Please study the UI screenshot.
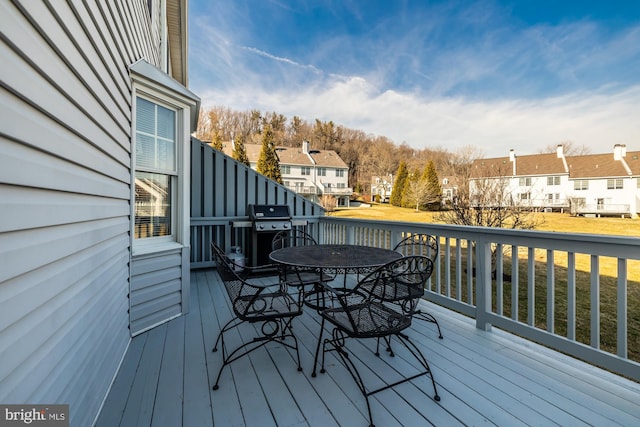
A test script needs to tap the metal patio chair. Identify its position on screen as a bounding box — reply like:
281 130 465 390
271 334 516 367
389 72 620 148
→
210 242 304 390
271 229 335 310
312 255 440 427
391 233 444 338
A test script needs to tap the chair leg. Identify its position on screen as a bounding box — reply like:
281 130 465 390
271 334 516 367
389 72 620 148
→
212 316 241 353
394 333 440 401
323 331 441 426
414 310 444 339
322 329 375 427
212 317 302 390
311 317 325 377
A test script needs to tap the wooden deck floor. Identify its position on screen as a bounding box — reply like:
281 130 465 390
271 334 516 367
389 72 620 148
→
97 268 640 427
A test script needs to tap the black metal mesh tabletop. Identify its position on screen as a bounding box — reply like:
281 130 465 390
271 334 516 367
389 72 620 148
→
270 244 402 274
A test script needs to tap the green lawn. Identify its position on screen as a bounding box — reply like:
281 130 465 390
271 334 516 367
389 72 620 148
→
333 203 640 237
331 203 640 363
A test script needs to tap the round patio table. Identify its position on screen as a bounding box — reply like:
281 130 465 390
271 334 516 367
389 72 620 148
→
269 244 403 275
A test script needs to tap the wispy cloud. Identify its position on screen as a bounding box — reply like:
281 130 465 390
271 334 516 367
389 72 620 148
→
189 1 640 156
240 46 321 73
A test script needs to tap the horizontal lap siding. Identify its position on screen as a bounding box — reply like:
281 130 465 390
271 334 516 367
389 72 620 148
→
130 249 186 334
0 1 161 426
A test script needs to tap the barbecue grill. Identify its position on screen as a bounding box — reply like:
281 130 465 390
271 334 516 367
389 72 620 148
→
247 204 292 267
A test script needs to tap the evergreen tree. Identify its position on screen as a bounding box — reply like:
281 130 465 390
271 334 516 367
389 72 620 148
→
256 124 282 183
422 160 442 210
211 130 223 150
390 161 408 207
232 134 250 166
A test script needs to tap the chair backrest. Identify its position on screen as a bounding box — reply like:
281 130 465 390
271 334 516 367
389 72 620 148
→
363 255 433 312
272 229 318 251
335 255 433 334
393 234 438 262
211 242 254 316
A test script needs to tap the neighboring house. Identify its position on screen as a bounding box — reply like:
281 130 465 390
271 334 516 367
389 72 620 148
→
470 145 639 217
371 175 394 202
1 1 199 426
440 176 459 205
565 145 640 217
224 140 353 206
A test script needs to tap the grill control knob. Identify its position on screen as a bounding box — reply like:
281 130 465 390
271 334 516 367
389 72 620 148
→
271 224 277 229
258 224 264 230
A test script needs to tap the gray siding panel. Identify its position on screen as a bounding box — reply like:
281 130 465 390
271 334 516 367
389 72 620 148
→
0 1 184 426
130 248 187 335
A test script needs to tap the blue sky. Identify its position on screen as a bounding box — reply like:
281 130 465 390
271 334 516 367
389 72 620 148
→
189 0 640 157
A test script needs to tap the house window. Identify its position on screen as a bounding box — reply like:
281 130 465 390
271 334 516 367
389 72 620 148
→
281 165 291 175
134 97 177 239
607 178 623 189
574 180 589 191
336 169 345 177
318 167 327 176
301 166 311 176
547 176 560 185
519 192 530 200
519 177 532 187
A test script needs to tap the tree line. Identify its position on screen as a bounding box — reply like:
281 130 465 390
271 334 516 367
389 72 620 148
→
195 105 478 198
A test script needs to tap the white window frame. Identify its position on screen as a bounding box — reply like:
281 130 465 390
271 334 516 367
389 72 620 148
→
336 169 345 177
547 176 560 186
131 83 193 255
301 166 311 176
134 96 177 242
607 178 623 189
574 180 589 191
519 177 532 187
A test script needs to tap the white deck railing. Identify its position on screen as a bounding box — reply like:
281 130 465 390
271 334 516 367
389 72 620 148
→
190 215 640 381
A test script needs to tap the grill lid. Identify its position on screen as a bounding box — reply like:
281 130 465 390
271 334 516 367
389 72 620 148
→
248 204 291 220
248 204 292 231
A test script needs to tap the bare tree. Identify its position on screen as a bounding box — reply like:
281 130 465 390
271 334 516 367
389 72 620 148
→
404 178 442 212
436 159 543 277
320 195 337 212
539 140 591 156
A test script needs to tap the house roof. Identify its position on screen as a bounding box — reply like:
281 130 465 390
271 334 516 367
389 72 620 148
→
471 152 568 178
167 0 187 86
224 143 348 168
471 149 640 179
568 151 640 178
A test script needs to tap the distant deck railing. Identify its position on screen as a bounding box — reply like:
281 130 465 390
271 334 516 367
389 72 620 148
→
575 203 631 217
190 213 640 381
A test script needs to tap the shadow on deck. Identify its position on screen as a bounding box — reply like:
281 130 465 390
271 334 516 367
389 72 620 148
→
97 268 640 426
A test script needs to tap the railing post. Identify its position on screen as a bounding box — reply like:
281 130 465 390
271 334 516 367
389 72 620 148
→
475 237 492 331
346 224 356 245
